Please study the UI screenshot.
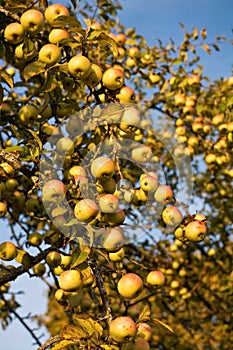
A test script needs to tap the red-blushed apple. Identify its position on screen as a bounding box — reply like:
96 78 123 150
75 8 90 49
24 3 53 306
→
128 46 139 57
102 67 124 90
38 44 61 66
4 22 24 44
146 270 165 286
116 86 135 103
42 179 66 203
125 337 150 350
0 242 17 261
20 9 44 34
74 198 99 222
136 322 152 341
154 185 174 205
91 156 115 179
109 316 137 343
68 55 92 78
184 220 207 242
162 205 183 226
187 74 201 85
117 273 143 299
58 269 83 292
69 165 87 178
103 227 124 252
44 3 70 26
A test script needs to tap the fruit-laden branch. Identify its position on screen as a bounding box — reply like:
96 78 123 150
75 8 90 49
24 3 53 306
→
0 247 53 287
0 6 20 21
0 148 32 178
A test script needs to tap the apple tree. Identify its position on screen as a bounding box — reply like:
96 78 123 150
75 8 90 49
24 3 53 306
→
0 0 232 349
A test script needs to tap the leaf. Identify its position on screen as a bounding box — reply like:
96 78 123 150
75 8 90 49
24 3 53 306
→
51 207 68 217
54 15 82 28
137 305 151 323
61 324 89 339
0 84 3 105
212 44 220 51
70 248 89 268
97 32 119 57
48 339 78 350
0 70 14 89
26 129 42 151
192 27 199 39
151 317 174 334
23 61 46 82
73 314 103 338
201 44 211 54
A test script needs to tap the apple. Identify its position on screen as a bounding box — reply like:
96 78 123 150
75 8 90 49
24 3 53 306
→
20 9 44 34
115 33 126 46
132 145 153 163
149 72 161 84
116 86 135 103
102 67 124 90
38 44 61 66
46 251 62 268
0 202 7 217
103 227 124 252
119 106 140 132
48 28 69 44
44 3 70 26
69 165 87 178
146 270 165 286
187 74 200 85
0 162 14 174
91 156 115 179
0 242 17 261
19 105 38 122
128 46 139 57
174 93 186 105
28 232 43 246
125 57 136 68
55 137 74 156
58 269 83 292
109 316 137 343
5 178 19 192
212 114 224 125
15 249 33 267
82 63 102 86
184 220 207 242
42 179 66 203
68 55 92 78
33 263 46 277
154 185 173 205
136 323 152 341
162 205 183 226
74 198 99 222
205 153 216 164
65 117 83 136
117 273 143 299
98 194 119 213
140 172 159 192
15 40 35 60
4 22 24 44
193 213 207 222
102 208 125 227
109 247 125 262
170 280 180 289
125 337 150 350
96 177 116 194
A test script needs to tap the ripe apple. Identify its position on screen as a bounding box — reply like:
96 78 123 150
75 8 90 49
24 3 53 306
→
119 106 140 132
55 137 74 156
44 3 70 26
174 93 186 105
136 323 152 341
48 28 69 44
19 105 38 122
98 194 119 213
109 247 125 262
46 251 62 268
162 205 183 226
109 316 137 343
116 86 135 103
146 270 165 286
68 55 92 78
91 156 115 179
20 9 44 34
149 72 161 84
132 145 153 163
0 202 7 217
102 67 124 90
96 177 116 194
82 63 102 86
170 280 180 289
154 185 173 204
74 198 99 222
42 179 66 203
69 165 87 178
125 57 136 68
4 22 24 44
38 44 61 66
184 220 207 242
103 227 124 252
58 269 83 292
125 337 150 350
128 46 139 57
117 273 143 299
140 172 159 192
102 208 125 227
0 242 17 261
28 232 43 246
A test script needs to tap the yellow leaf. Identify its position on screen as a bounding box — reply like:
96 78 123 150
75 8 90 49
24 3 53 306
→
137 305 151 323
48 339 78 350
151 317 174 334
61 324 89 339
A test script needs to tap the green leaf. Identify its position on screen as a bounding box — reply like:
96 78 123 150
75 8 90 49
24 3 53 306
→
51 207 68 217
73 314 103 338
26 129 42 152
97 32 119 57
23 61 46 82
54 15 82 28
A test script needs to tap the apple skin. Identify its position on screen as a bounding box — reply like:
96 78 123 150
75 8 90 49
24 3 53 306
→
125 337 150 350
117 273 143 299
136 322 152 341
132 145 153 163
162 206 183 226
109 247 125 262
184 220 207 242
154 185 174 205
55 137 74 156
82 63 102 86
74 198 99 222
58 269 83 292
42 179 66 203
109 316 137 343
48 28 69 44
102 67 124 90
4 22 24 44
96 177 116 194
91 156 115 179
116 86 135 103
140 173 159 192
0 202 7 217
68 55 92 78
0 242 17 261
46 251 62 268
19 105 38 122
103 227 124 252
98 194 119 213
38 44 61 66
146 270 165 286
69 165 87 178
28 232 43 246
20 9 44 34
44 3 70 26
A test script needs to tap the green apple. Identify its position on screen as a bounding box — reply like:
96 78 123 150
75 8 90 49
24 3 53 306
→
38 44 61 66
58 269 83 292
4 22 24 44
48 28 69 44
68 55 92 78
44 3 70 26
19 104 38 122
20 9 44 34
42 179 66 203
82 63 102 86
102 67 124 90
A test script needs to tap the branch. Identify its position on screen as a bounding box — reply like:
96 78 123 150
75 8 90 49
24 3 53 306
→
0 148 32 178
0 6 20 22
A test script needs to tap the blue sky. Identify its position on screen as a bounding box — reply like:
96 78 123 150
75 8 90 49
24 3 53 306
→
1 1 232 349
